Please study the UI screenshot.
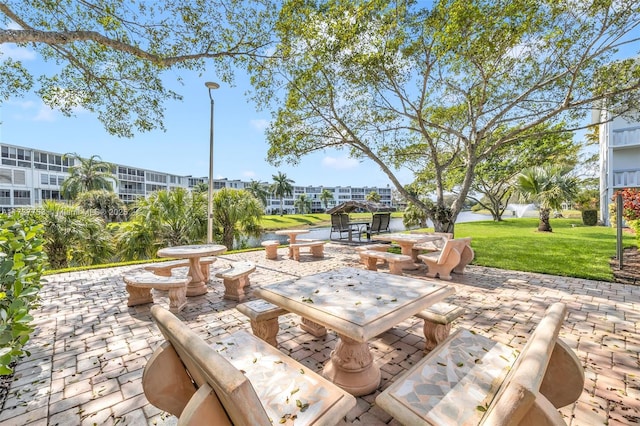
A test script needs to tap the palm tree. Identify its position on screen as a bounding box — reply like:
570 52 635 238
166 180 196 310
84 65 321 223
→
76 189 127 222
294 194 312 214
131 188 207 248
61 154 117 199
212 188 263 249
366 191 381 202
270 171 294 216
19 201 113 268
319 189 334 211
245 179 270 207
516 165 578 232
192 182 208 193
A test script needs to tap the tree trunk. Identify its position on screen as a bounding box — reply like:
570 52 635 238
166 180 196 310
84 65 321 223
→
432 217 455 234
538 208 552 232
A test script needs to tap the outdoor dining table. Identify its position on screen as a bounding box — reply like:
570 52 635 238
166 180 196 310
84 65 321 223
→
254 267 454 396
156 243 227 296
274 229 310 257
372 233 442 269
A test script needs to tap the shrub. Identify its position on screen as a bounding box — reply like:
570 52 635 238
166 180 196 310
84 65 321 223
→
0 213 47 375
581 210 598 226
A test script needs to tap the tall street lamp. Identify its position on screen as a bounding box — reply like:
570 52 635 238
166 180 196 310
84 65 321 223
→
205 81 219 244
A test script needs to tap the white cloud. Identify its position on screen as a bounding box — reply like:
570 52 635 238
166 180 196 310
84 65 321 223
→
0 45 36 61
322 155 359 170
250 119 269 131
33 105 56 122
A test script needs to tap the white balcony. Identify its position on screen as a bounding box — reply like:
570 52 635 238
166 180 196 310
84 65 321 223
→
613 169 640 188
612 127 640 149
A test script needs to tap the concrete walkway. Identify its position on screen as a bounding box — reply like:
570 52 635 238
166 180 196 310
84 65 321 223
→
1 243 639 425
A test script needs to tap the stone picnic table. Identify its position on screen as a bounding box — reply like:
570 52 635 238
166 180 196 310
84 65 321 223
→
156 243 227 296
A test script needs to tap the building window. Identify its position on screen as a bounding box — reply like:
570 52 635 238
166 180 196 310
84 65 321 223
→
13 190 30 205
0 169 11 184
41 174 49 185
13 170 26 185
0 189 10 205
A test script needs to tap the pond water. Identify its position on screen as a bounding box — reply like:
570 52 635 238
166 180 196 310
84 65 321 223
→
242 211 492 248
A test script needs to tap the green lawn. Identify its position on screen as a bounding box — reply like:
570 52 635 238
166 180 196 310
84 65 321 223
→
450 218 636 282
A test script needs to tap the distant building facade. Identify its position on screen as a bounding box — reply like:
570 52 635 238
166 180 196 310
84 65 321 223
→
0 142 394 213
595 111 640 225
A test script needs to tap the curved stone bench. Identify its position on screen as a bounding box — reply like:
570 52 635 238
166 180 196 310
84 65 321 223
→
360 250 412 275
289 240 325 261
123 273 191 312
215 261 256 301
144 256 217 281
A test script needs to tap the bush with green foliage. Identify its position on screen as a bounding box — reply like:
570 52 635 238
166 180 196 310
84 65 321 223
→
0 213 47 375
581 210 598 226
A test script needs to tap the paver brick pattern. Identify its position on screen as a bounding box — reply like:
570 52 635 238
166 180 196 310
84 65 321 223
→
1 243 639 425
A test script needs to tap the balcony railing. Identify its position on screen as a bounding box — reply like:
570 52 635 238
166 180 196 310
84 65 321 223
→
612 127 640 148
613 169 640 188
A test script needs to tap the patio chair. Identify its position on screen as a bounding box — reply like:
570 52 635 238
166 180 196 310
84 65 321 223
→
330 213 353 240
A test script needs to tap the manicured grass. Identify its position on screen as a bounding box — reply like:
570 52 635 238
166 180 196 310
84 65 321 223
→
450 218 636 282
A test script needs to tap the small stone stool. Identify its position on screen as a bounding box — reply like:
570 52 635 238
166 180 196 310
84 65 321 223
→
415 302 465 352
236 299 288 346
260 240 280 260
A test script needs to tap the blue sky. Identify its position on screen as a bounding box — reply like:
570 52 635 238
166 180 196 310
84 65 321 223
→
0 43 405 188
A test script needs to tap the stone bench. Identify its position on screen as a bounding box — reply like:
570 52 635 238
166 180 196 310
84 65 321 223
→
144 256 217 281
418 237 474 278
289 240 326 261
214 261 256 301
355 243 390 264
236 299 289 347
415 302 465 353
376 302 584 426
123 273 191 312
260 240 280 260
143 306 356 425
360 250 412 275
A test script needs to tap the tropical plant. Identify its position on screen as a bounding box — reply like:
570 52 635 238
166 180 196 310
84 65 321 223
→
113 221 157 261
0 2 276 137
192 182 209 193
18 201 113 269
365 191 381 203
319 189 334 211
245 180 270 207
516 166 578 232
0 212 47 375
211 188 263 249
403 202 428 228
130 188 207 248
270 172 294 216
294 194 312 214
76 189 127 222
60 154 116 200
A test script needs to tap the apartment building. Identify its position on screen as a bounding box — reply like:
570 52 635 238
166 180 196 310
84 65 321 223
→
0 143 394 213
596 112 640 225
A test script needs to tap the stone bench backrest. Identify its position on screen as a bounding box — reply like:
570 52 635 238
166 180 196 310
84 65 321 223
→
376 302 584 425
144 306 355 425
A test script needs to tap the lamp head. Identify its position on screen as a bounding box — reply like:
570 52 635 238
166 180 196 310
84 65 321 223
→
205 82 220 90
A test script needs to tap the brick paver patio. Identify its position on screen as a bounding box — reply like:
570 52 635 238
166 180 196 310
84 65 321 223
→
1 243 639 425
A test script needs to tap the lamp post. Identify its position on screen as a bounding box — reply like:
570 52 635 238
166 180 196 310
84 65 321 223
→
205 81 219 244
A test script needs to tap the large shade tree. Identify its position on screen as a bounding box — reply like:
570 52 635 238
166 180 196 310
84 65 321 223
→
0 1 276 136
249 0 640 233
